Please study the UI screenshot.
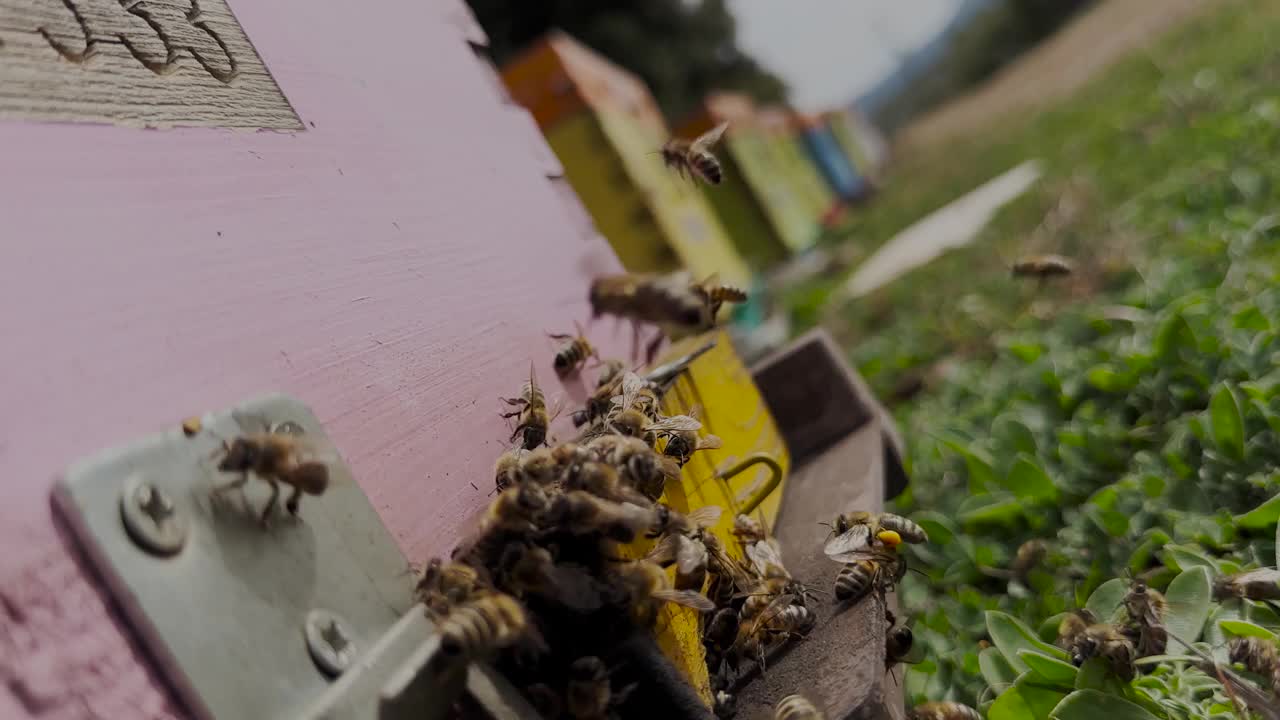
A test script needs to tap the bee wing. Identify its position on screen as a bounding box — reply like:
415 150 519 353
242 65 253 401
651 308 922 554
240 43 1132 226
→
823 525 872 561
646 534 680 566
652 589 714 612
744 592 796 636
687 505 723 529
690 122 729 153
647 415 702 433
696 434 724 451
613 372 646 410
675 536 707 575
745 539 784 576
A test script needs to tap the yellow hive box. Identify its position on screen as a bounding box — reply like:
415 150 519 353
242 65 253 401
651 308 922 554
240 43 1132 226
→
617 329 790 705
501 34 751 289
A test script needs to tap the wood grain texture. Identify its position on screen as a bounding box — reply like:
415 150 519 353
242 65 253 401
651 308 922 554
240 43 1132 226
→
0 0 628 717
0 0 300 128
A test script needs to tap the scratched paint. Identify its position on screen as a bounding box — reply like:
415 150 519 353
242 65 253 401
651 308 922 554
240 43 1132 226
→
0 1 632 717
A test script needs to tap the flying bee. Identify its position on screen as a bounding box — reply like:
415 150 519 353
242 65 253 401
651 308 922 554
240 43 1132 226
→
1122 580 1168 657
886 624 915 670
575 371 627 429
566 656 635 720
546 490 655 543
500 363 559 450
485 483 550 534
823 511 928 563
210 429 330 526
774 693 824 720
1011 254 1074 279
691 273 749 318
548 321 600 378
1058 611 1135 680
833 536 906 604
588 272 743 363
1228 636 1280 695
910 702 982 720
435 591 532 662
1214 567 1280 602
416 558 483 617
660 121 729 185
1010 538 1048 580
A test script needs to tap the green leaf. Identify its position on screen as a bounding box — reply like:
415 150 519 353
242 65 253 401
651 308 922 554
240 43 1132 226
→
961 495 1025 526
1163 544 1220 572
1086 365 1137 393
1005 455 1059 503
1085 578 1128 621
987 611 1071 673
1218 619 1277 640
1236 492 1280 530
1165 567 1212 643
998 417 1039 455
1018 650 1079 687
1209 384 1245 460
1050 690 1160 720
1154 313 1196 359
981 646 1020 691
988 686 1036 720
1074 657 1126 694
910 511 958 546
942 438 999 493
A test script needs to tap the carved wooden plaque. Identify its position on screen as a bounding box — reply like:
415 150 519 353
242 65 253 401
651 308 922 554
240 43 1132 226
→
0 0 301 128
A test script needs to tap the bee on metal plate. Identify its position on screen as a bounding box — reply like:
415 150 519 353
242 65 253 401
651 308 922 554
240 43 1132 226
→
660 121 729 185
210 428 330 526
415 558 483 618
435 591 532 662
823 511 928 562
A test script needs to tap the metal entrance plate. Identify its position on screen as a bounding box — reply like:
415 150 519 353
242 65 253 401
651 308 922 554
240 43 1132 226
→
54 393 417 720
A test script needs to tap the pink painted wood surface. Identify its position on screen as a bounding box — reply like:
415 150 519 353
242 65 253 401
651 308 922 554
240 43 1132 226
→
0 2 631 717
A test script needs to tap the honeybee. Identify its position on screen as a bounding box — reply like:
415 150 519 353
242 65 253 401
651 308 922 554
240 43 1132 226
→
660 121 729 185
1011 254 1074 279
436 591 531 662
1122 580 1168 657
485 483 550 534
566 656 635 720
501 363 558 450
731 592 812 670
910 702 982 720
691 273 749 319
497 543 603 612
647 532 709 591
823 512 928 563
705 532 756 606
211 432 330 525
588 272 745 362
1010 538 1048 580
660 406 723 465
567 460 653 507
1214 567 1280 601
1228 636 1280 695
1058 611 1135 680
649 504 722 539
546 490 655 543
596 359 627 388
615 558 714 627
884 611 921 671
713 690 737 720
588 434 680 501
704 607 741 660
834 553 904 604
493 448 528 493
416 558 483 617
549 321 600 378
732 514 767 549
774 693 824 720
517 447 562 486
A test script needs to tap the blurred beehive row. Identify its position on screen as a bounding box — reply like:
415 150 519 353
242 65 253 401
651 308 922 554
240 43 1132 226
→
501 32 888 338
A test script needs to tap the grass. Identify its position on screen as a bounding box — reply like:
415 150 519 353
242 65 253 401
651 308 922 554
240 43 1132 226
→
785 0 1280 717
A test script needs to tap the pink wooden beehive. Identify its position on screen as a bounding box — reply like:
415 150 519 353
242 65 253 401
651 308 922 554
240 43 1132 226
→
0 1 634 717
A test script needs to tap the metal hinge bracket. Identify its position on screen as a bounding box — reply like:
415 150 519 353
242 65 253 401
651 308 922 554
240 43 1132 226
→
53 393 536 720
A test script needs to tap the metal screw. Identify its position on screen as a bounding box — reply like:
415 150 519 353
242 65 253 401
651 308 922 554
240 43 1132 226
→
305 609 356 677
120 475 187 555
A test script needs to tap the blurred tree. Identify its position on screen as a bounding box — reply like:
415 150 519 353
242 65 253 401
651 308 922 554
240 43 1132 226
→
466 0 788 121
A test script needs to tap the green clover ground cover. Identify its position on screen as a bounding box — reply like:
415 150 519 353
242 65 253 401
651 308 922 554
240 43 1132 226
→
794 1 1280 717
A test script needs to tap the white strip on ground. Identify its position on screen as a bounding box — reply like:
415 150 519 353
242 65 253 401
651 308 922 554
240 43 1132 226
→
837 160 1043 300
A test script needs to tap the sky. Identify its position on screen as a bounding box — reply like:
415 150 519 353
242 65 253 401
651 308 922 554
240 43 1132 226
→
732 0 962 112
